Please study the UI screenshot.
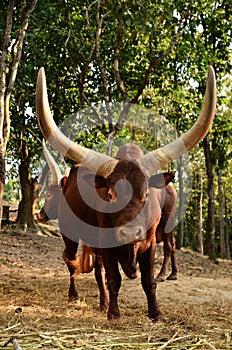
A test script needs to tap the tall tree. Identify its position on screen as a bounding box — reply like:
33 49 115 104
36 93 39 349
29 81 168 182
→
61 0 190 155
162 0 232 258
214 70 232 258
0 0 38 228
197 171 204 255
203 135 216 259
217 172 225 258
16 132 40 230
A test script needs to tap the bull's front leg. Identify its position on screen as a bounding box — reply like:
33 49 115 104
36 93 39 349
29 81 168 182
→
62 235 80 302
94 255 109 310
139 244 162 321
102 249 121 320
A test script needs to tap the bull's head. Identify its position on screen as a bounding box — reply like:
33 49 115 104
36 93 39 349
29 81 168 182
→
36 67 216 245
83 148 175 244
37 140 64 222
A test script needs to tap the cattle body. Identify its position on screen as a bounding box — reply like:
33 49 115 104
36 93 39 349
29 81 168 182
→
36 67 216 320
38 143 178 319
64 160 173 320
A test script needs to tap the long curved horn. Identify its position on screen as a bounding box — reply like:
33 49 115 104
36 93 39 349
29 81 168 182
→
137 66 216 176
42 139 62 185
36 68 118 178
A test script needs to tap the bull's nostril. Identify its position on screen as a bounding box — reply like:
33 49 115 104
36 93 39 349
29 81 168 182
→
135 227 143 239
121 230 127 240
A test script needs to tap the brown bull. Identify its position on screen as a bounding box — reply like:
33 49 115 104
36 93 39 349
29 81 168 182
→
36 67 216 320
38 142 178 303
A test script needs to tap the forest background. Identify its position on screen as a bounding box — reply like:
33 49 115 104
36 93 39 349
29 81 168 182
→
0 0 232 261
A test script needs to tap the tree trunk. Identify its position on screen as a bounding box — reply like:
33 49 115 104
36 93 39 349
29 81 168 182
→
16 140 39 231
203 136 216 260
218 172 225 258
197 171 204 255
0 154 5 230
224 195 231 260
0 184 3 230
0 0 38 228
176 155 184 249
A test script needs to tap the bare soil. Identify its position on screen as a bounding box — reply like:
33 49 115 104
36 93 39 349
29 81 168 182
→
0 225 231 349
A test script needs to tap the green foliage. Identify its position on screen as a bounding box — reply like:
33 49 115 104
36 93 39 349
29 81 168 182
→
1 0 232 256
3 180 19 203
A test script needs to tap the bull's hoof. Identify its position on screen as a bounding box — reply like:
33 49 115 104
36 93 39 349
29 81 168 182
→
151 315 166 323
100 306 107 312
68 293 78 303
100 303 109 311
100 295 109 311
149 312 165 322
167 274 177 281
107 310 120 321
155 275 165 282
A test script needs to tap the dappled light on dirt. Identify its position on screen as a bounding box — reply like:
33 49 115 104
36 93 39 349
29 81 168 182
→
0 227 231 349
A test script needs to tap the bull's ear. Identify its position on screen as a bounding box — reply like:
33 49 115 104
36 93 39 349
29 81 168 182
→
84 174 107 189
149 172 175 189
60 176 68 188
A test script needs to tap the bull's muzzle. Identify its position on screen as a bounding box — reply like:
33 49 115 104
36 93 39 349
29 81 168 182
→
116 226 146 244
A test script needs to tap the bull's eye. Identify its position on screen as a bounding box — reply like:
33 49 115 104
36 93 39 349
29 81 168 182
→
46 193 52 199
108 189 117 202
108 192 113 200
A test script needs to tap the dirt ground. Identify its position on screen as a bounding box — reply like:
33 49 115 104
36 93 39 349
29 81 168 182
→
0 225 231 350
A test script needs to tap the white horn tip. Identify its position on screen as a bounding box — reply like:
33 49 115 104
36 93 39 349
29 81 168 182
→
208 66 215 80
